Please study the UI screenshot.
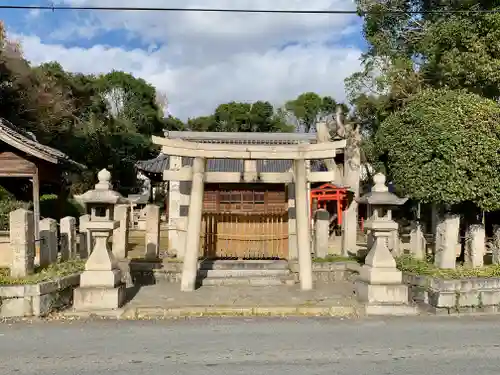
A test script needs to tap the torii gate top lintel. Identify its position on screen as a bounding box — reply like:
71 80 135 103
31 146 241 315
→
152 135 346 160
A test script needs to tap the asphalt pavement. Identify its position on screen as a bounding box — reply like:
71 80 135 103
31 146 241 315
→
1 316 500 375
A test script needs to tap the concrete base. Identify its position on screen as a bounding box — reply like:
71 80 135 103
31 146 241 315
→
73 284 126 310
355 280 409 305
358 265 402 284
80 269 121 288
364 303 419 316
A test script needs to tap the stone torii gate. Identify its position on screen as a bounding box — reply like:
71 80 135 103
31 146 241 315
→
152 136 346 292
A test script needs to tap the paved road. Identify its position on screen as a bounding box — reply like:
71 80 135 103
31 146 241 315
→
1 317 500 375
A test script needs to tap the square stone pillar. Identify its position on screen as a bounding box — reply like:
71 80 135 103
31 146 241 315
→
79 214 92 259
168 156 190 259
112 204 130 260
9 209 35 278
314 209 330 258
181 157 205 292
287 183 298 260
294 159 313 291
39 218 58 267
465 224 485 268
144 204 160 260
60 216 77 261
434 214 460 269
409 222 425 260
492 225 500 265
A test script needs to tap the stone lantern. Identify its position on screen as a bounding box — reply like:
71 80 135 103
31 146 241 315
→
73 169 128 310
355 173 416 315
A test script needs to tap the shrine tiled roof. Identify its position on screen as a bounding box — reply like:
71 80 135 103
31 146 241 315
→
136 131 329 175
0 118 86 169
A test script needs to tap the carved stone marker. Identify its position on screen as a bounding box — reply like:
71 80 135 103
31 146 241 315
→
39 218 58 267
9 209 35 278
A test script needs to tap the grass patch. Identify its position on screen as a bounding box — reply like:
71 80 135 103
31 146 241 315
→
0 259 85 285
396 255 500 279
313 255 362 263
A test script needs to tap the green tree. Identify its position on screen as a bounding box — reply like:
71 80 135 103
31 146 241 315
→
0 26 162 196
163 116 185 131
347 1 500 130
285 92 340 132
97 71 165 136
186 101 293 133
186 115 216 131
376 88 500 211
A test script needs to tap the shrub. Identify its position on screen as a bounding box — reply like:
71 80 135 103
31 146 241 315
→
0 199 31 230
40 194 85 221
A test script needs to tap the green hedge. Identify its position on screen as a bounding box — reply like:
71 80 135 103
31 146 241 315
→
0 200 31 230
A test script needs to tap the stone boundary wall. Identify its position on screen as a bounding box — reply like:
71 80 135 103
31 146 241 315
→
404 273 500 314
122 260 361 285
291 261 361 283
0 274 80 318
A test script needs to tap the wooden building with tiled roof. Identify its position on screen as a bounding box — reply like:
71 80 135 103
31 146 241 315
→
0 118 85 237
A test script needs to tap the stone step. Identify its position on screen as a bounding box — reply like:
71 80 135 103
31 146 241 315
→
199 276 296 286
199 260 289 270
198 269 290 278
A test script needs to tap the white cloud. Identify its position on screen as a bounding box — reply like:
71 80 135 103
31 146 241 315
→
13 0 363 120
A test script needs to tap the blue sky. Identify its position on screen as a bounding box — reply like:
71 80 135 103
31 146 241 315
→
2 0 366 120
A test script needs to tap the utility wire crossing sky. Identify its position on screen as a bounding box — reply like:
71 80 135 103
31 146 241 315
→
0 4 499 15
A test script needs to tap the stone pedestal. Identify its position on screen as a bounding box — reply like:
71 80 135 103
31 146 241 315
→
355 173 415 315
356 221 415 315
74 221 125 310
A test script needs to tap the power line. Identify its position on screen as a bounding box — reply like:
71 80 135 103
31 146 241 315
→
0 4 500 15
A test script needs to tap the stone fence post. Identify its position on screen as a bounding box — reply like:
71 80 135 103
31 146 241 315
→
314 209 329 259
113 204 130 260
9 209 35 277
145 204 160 259
492 225 500 265
79 214 91 259
39 218 58 267
60 216 76 261
465 224 485 268
410 222 426 260
434 214 460 269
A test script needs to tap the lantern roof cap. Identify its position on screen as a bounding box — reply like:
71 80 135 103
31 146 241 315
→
357 173 408 206
76 169 128 206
